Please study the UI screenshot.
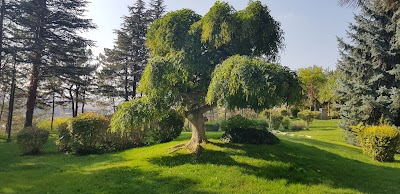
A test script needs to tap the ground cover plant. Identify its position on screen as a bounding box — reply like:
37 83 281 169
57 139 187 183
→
1 119 399 194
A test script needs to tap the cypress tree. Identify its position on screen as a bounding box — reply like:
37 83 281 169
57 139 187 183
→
337 3 400 144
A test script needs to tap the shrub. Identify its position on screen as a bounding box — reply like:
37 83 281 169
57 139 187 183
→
252 119 268 130
69 112 110 155
297 110 318 127
290 108 301 118
330 111 339 119
281 117 291 130
144 110 184 145
221 115 254 130
36 117 70 131
289 121 307 131
279 109 290 117
102 131 139 151
204 121 220 131
16 127 50 155
357 125 399 162
270 112 283 130
221 128 280 145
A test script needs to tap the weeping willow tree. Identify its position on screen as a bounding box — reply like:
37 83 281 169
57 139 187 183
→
137 1 302 151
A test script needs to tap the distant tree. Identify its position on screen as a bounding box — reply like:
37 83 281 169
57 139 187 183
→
147 0 166 22
9 0 95 127
138 1 301 151
337 3 400 144
297 66 327 111
99 0 149 101
318 69 341 114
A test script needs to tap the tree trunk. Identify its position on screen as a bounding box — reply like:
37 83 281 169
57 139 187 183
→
50 91 55 131
124 65 129 101
0 0 5 68
81 88 85 113
69 85 75 117
74 86 79 116
0 91 6 124
186 110 209 148
25 61 40 127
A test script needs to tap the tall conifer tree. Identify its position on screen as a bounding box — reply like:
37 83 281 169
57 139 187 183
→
337 3 400 144
10 0 95 127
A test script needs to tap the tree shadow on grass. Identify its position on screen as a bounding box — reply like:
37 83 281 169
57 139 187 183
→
149 139 400 194
1 166 215 194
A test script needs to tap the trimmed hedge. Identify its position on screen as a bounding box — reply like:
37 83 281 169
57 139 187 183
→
221 128 280 145
16 127 50 155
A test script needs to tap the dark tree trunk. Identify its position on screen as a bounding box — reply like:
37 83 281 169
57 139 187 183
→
50 91 55 131
81 88 85 113
132 68 137 99
69 85 75 117
0 0 5 67
6 62 15 141
74 86 79 117
124 65 129 101
25 60 40 127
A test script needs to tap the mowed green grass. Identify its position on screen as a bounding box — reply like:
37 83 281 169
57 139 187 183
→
0 120 399 194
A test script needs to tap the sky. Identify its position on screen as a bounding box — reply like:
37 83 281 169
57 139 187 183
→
82 0 359 70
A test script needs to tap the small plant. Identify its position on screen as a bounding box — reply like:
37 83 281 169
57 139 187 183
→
356 124 399 162
297 110 318 128
289 121 307 131
270 112 283 130
281 117 291 130
69 112 110 155
221 128 280 145
16 127 50 155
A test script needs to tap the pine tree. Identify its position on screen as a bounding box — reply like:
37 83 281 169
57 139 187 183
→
9 0 95 127
147 0 166 22
99 0 149 101
337 3 400 144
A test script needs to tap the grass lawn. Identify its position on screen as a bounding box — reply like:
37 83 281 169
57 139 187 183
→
0 119 399 194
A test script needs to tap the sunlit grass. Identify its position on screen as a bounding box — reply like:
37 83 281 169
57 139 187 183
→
0 120 399 194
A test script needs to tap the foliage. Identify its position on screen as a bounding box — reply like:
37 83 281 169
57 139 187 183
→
140 1 288 144
207 55 303 111
356 124 400 162
298 110 319 127
16 127 50 155
221 115 255 131
289 121 308 131
36 117 70 131
337 3 400 144
144 110 184 145
297 66 327 110
270 112 283 130
204 122 220 131
102 131 140 151
330 111 340 119
281 117 291 130
69 112 110 154
290 107 301 118
57 122 71 152
221 128 280 145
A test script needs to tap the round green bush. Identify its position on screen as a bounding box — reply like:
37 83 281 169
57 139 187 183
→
16 127 50 155
69 112 110 155
270 112 283 130
221 128 280 145
297 110 319 127
358 125 399 162
57 122 71 152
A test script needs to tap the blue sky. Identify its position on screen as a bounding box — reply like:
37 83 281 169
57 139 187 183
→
82 0 359 70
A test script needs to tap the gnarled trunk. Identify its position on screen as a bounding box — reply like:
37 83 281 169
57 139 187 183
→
186 110 208 146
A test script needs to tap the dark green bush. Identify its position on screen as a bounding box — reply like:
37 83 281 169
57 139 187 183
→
289 121 307 131
270 112 283 130
290 108 301 118
16 127 50 155
204 121 221 131
144 110 184 145
281 117 291 130
219 115 267 131
102 131 139 151
280 109 290 117
357 125 399 162
69 112 110 155
221 128 280 145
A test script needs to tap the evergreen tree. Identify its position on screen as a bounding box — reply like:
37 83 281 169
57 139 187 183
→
9 0 95 127
147 0 166 22
337 3 400 144
98 0 149 101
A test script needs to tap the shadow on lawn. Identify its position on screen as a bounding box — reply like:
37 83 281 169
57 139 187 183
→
149 138 400 194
